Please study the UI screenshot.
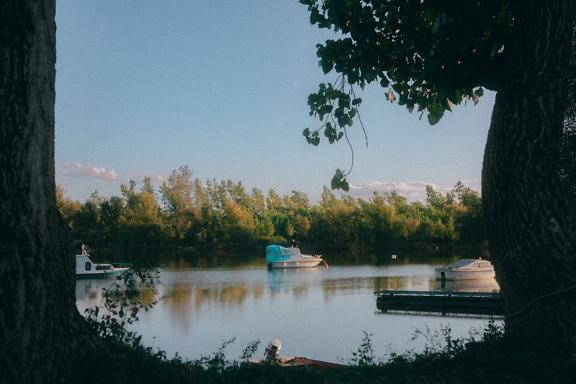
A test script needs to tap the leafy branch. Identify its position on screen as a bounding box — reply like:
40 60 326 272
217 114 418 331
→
300 0 500 190
84 268 160 347
303 75 367 191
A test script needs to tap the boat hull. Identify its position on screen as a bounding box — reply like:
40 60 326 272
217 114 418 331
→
434 268 495 281
268 258 323 269
76 268 129 278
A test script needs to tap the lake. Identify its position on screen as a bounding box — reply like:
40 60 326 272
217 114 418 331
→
75 252 501 364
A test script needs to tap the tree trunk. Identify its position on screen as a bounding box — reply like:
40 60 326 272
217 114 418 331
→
483 0 576 361
0 1 100 382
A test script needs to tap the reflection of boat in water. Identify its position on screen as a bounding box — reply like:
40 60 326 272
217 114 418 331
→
434 258 495 281
75 277 117 311
76 253 130 278
75 278 114 299
435 278 500 292
266 267 321 293
266 245 326 269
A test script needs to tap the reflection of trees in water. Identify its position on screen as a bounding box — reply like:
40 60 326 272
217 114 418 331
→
75 278 158 317
163 282 254 313
321 275 433 301
162 282 194 331
291 284 311 299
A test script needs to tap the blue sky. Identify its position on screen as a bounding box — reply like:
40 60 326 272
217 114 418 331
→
55 0 495 204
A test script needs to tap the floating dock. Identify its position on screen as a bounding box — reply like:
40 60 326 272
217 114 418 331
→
374 290 503 317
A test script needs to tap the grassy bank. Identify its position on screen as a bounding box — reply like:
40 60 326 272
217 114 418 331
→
69 324 574 384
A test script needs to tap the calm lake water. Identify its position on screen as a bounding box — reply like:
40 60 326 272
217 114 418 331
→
75 252 501 364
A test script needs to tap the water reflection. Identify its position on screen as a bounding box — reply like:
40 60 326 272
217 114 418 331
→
434 278 500 292
76 261 500 363
75 278 119 312
266 268 321 294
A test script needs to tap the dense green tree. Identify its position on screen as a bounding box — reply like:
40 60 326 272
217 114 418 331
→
221 198 256 244
311 196 359 247
385 191 408 216
357 193 395 246
120 180 163 246
425 185 447 211
142 175 155 195
301 0 576 360
56 184 82 228
319 185 338 208
99 195 126 244
450 182 486 243
159 166 195 241
188 178 212 244
246 188 274 241
73 193 105 247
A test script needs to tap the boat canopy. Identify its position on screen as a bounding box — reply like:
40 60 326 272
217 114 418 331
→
266 245 301 263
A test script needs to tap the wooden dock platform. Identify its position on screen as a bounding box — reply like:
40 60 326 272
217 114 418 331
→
374 290 503 317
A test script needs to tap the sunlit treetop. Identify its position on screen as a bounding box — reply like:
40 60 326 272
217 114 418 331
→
300 0 514 189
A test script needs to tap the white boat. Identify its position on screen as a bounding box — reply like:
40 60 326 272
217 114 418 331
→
76 253 130 278
434 258 495 281
266 245 326 269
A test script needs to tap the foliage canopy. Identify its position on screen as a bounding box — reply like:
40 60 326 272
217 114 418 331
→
300 0 513 188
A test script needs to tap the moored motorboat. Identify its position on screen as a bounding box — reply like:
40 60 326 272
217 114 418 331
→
434 258 495 281
266 245 326 269
76 252 130 278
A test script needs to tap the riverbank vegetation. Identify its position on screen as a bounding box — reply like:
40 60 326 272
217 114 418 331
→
57 166 486 253
70 333 574 383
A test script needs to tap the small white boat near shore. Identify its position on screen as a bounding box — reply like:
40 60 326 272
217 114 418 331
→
76 253 130 278
434 258 495 281
266 245 326 269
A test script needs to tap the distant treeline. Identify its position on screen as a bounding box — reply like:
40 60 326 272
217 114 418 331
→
57 165 486 252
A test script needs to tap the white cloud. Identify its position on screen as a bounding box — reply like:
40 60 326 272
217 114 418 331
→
348 181 449 202
60 162 119 180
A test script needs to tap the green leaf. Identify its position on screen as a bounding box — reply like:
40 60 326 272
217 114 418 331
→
427 112 440 125
303 128 320 146
427 103 445 125
341 179 350 192
321 59 333 74
330 169 349 191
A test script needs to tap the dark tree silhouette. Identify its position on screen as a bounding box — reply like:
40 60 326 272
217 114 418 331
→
1 1 100 382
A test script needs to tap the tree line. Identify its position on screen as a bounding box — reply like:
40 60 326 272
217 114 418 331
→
57 165 486 251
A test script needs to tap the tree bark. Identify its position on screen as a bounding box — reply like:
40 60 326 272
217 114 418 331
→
0 1 100 382
483 0 576 361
